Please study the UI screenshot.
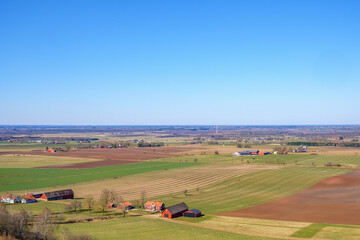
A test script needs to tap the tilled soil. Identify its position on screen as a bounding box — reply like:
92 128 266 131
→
219 169 360 225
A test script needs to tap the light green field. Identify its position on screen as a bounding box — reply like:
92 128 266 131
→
157 167 349 214
0 154 100 168
57 216 280 240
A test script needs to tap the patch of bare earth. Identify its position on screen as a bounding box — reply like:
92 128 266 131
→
4 146 197 169
220 169 360 225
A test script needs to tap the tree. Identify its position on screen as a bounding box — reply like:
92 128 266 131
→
183 190 188 196
140 190 146 209
85 195 96 211
34 207 56 240
69 200 82 212
98 189 111 215
214 151 219 155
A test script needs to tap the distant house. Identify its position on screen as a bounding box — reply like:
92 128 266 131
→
233 152 241 156
107 203 115 208
184 209 201 218
1 195 20 204
162 202 188 219
21 195 36 204
118 202 133 210
41 189 74 201
145 201 165 211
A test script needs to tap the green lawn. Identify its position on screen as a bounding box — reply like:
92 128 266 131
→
57 216 281 240
0 161 200 192
156 167 349 214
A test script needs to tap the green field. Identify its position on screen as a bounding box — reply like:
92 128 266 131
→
158 153 360 167
157 167 349 214
0 161 200 192
57 216 280 240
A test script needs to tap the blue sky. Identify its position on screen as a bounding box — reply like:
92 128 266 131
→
1 0 359 125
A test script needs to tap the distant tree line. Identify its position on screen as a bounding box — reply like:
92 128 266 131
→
287 142 360 148
137 141 164 147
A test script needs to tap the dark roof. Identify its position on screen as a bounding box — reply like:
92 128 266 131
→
166 202 188 214
43 189 74 199
188 209 201 214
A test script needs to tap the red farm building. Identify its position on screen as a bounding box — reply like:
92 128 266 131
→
162 202 188 219
184 209 202 218
118 202 133 210
41 189 74 201
28 192 43 199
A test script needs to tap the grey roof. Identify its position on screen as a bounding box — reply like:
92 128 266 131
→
166 202 188 215
43 189 74 199
188 209 201 214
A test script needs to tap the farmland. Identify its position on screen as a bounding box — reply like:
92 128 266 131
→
2 126 360 240
0 154 100 168
0 161 200 192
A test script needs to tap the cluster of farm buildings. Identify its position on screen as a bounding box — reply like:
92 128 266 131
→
1 189 201 219
233 146 307 156
1 189 74 204
108 200 201 218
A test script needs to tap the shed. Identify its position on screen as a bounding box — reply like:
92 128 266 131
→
184 209 201 218
41 189 74 201
29 192 44 199
162 202 188 219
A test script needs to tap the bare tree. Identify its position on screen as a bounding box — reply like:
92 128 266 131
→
98 189 111 215
69 200 82 212
140 190 146 208
85 195 96 211
34 207 56 240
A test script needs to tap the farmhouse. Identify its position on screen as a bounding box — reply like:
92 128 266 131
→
145 201 165 211
118 202 133 210
1 195 20 204
162 202 188 219
41 189 74 201
184 209 202 218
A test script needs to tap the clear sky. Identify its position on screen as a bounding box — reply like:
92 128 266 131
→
1 0 359 125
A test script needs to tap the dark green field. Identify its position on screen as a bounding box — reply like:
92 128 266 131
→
0 161 200 192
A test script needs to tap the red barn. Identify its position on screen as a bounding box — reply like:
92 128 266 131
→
41 189 74 201
162 202 188 219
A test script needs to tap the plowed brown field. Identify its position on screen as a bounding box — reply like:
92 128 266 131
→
220 169 360 225
2 147 195 169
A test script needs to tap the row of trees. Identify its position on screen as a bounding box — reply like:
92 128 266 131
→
0 205 94 240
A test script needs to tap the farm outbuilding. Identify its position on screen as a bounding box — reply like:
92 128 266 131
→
29 192 43 199
239 150 259 155
41 189 74 201
184 209 201 218
162 202 188 219
21 196 36 204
